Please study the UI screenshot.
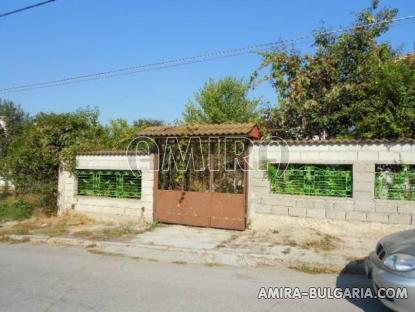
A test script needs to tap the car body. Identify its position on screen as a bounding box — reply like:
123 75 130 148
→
366 229 415 312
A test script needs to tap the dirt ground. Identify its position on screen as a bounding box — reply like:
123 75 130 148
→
221 214 413 263
0 213 148 241
1 212 413 271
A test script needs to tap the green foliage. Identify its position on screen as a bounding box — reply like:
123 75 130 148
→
2 108 103 212
100 119 139 150
183 77 261 124
254 1 415 139
0 99 30 158
267 164 352 197
0 199 33 222
100 118 164 150
0 102 164 213
133 118 164 129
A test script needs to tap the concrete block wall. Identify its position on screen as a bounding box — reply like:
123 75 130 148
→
58 154 154 223
248 143 415 225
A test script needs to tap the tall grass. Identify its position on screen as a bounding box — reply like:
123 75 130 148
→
0 198 34 222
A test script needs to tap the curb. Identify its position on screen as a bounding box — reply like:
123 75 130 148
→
4 234 356 272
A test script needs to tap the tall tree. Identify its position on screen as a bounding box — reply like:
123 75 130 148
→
133 118 164 129
100 118 164 150
2 108 103 212
0 99 30 158
183 77 261 124
254 0 415 139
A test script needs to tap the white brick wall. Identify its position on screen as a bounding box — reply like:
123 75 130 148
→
58 155 154 223
248 143 415 225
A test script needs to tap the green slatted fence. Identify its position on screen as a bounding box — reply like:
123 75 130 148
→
77 170 142 199
267 164 352 198
375 165 415 201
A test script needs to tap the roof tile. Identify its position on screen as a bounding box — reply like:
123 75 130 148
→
138 122 259 137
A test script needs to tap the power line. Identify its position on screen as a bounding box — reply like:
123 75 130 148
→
1 14 415 93
0 0 57 18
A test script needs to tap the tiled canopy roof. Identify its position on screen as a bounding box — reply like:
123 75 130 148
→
138 123 261 138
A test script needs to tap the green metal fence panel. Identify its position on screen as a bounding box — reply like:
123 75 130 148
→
375 165 415 201
77 170 142 199
267 164 352 198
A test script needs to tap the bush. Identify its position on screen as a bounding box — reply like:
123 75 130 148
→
2 109 104 213
0 199 33 222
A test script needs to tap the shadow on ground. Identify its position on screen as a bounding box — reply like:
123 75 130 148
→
335 259 390 311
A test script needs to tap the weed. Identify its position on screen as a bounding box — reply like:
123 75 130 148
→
301 234 339 251
290 264 338 274
0 234 11 242
282 247 291 255
148 222 160 231
204 262 223 267
345 256 363 262
73 230 95 239
0 199 33 222
88 249 124 257
0 213 96 237
286 239 298 247
73 226 139 241
216 233 239 248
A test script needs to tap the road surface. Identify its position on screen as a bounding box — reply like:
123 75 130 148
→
0 243 387 311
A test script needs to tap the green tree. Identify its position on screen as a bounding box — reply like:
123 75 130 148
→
100 118 164 150
133 118 164 129
100 119 138 150
0 99 30 158
183 77 261 124
254 0 415 139
2 108 103 212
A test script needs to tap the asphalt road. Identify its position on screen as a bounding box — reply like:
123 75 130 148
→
0 243 388 312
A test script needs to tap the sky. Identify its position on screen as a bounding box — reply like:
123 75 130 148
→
1 0 415 124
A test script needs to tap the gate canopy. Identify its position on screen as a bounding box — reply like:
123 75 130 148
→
139 123 261 231
138 122 261 139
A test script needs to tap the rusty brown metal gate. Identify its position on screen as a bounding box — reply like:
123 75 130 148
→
153 155 247 231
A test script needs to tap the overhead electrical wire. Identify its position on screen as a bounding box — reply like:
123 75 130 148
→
0 0 57 18
1 14 415 94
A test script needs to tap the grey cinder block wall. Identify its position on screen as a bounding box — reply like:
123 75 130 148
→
247 142 415 225
58 154 154 222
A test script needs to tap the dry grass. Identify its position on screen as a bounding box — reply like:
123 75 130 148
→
72 226 142 241
221 227 340 253
278 232 340 252
300 234 340 251
286 239 298 247
204 262 223 267
0 234 11 242
0 213 96 237
217 233 239 248
88 249 124 257
290 264 338 275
